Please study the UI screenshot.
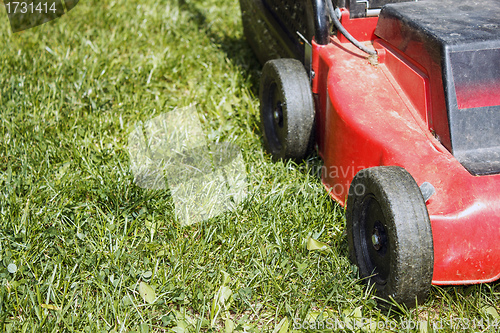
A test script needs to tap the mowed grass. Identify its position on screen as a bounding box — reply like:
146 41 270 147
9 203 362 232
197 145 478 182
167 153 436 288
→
0 0 499 332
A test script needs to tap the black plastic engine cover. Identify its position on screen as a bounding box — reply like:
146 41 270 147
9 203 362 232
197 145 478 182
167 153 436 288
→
375 0 500 175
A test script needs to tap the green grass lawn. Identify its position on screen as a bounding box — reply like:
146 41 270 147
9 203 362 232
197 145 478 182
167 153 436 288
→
0 0 499 332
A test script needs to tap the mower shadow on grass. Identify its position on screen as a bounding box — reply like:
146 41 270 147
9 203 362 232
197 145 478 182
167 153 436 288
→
177 0 262 96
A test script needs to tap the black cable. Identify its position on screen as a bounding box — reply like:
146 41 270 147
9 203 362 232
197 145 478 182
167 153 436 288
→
325 0 377 55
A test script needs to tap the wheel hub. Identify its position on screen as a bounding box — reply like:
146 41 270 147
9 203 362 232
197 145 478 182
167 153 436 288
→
372 231 381 250
273 102 284 128
371 223 386 251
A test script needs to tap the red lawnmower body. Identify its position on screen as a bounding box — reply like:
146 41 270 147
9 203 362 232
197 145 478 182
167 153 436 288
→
312 8 500 285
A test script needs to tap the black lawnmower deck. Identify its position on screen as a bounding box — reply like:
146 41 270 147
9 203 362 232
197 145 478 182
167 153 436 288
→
239 0 329 64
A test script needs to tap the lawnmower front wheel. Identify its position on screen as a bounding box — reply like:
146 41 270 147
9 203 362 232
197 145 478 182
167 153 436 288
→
346 166 434 308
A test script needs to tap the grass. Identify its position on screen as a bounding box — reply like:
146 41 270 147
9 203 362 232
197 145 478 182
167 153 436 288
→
0 0 499 332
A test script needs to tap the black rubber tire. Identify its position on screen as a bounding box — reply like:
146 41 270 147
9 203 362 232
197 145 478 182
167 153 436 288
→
259 59 315 160
346 166 434 308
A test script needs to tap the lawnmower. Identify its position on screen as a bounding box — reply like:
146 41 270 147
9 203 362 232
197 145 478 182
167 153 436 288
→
240 0 500 307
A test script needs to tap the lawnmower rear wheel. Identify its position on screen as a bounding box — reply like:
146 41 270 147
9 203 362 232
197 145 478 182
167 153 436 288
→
346 166 434 308
259 58 315 160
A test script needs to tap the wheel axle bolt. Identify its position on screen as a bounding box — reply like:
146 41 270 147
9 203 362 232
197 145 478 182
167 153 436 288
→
273 110 280 121
372 231 382 251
